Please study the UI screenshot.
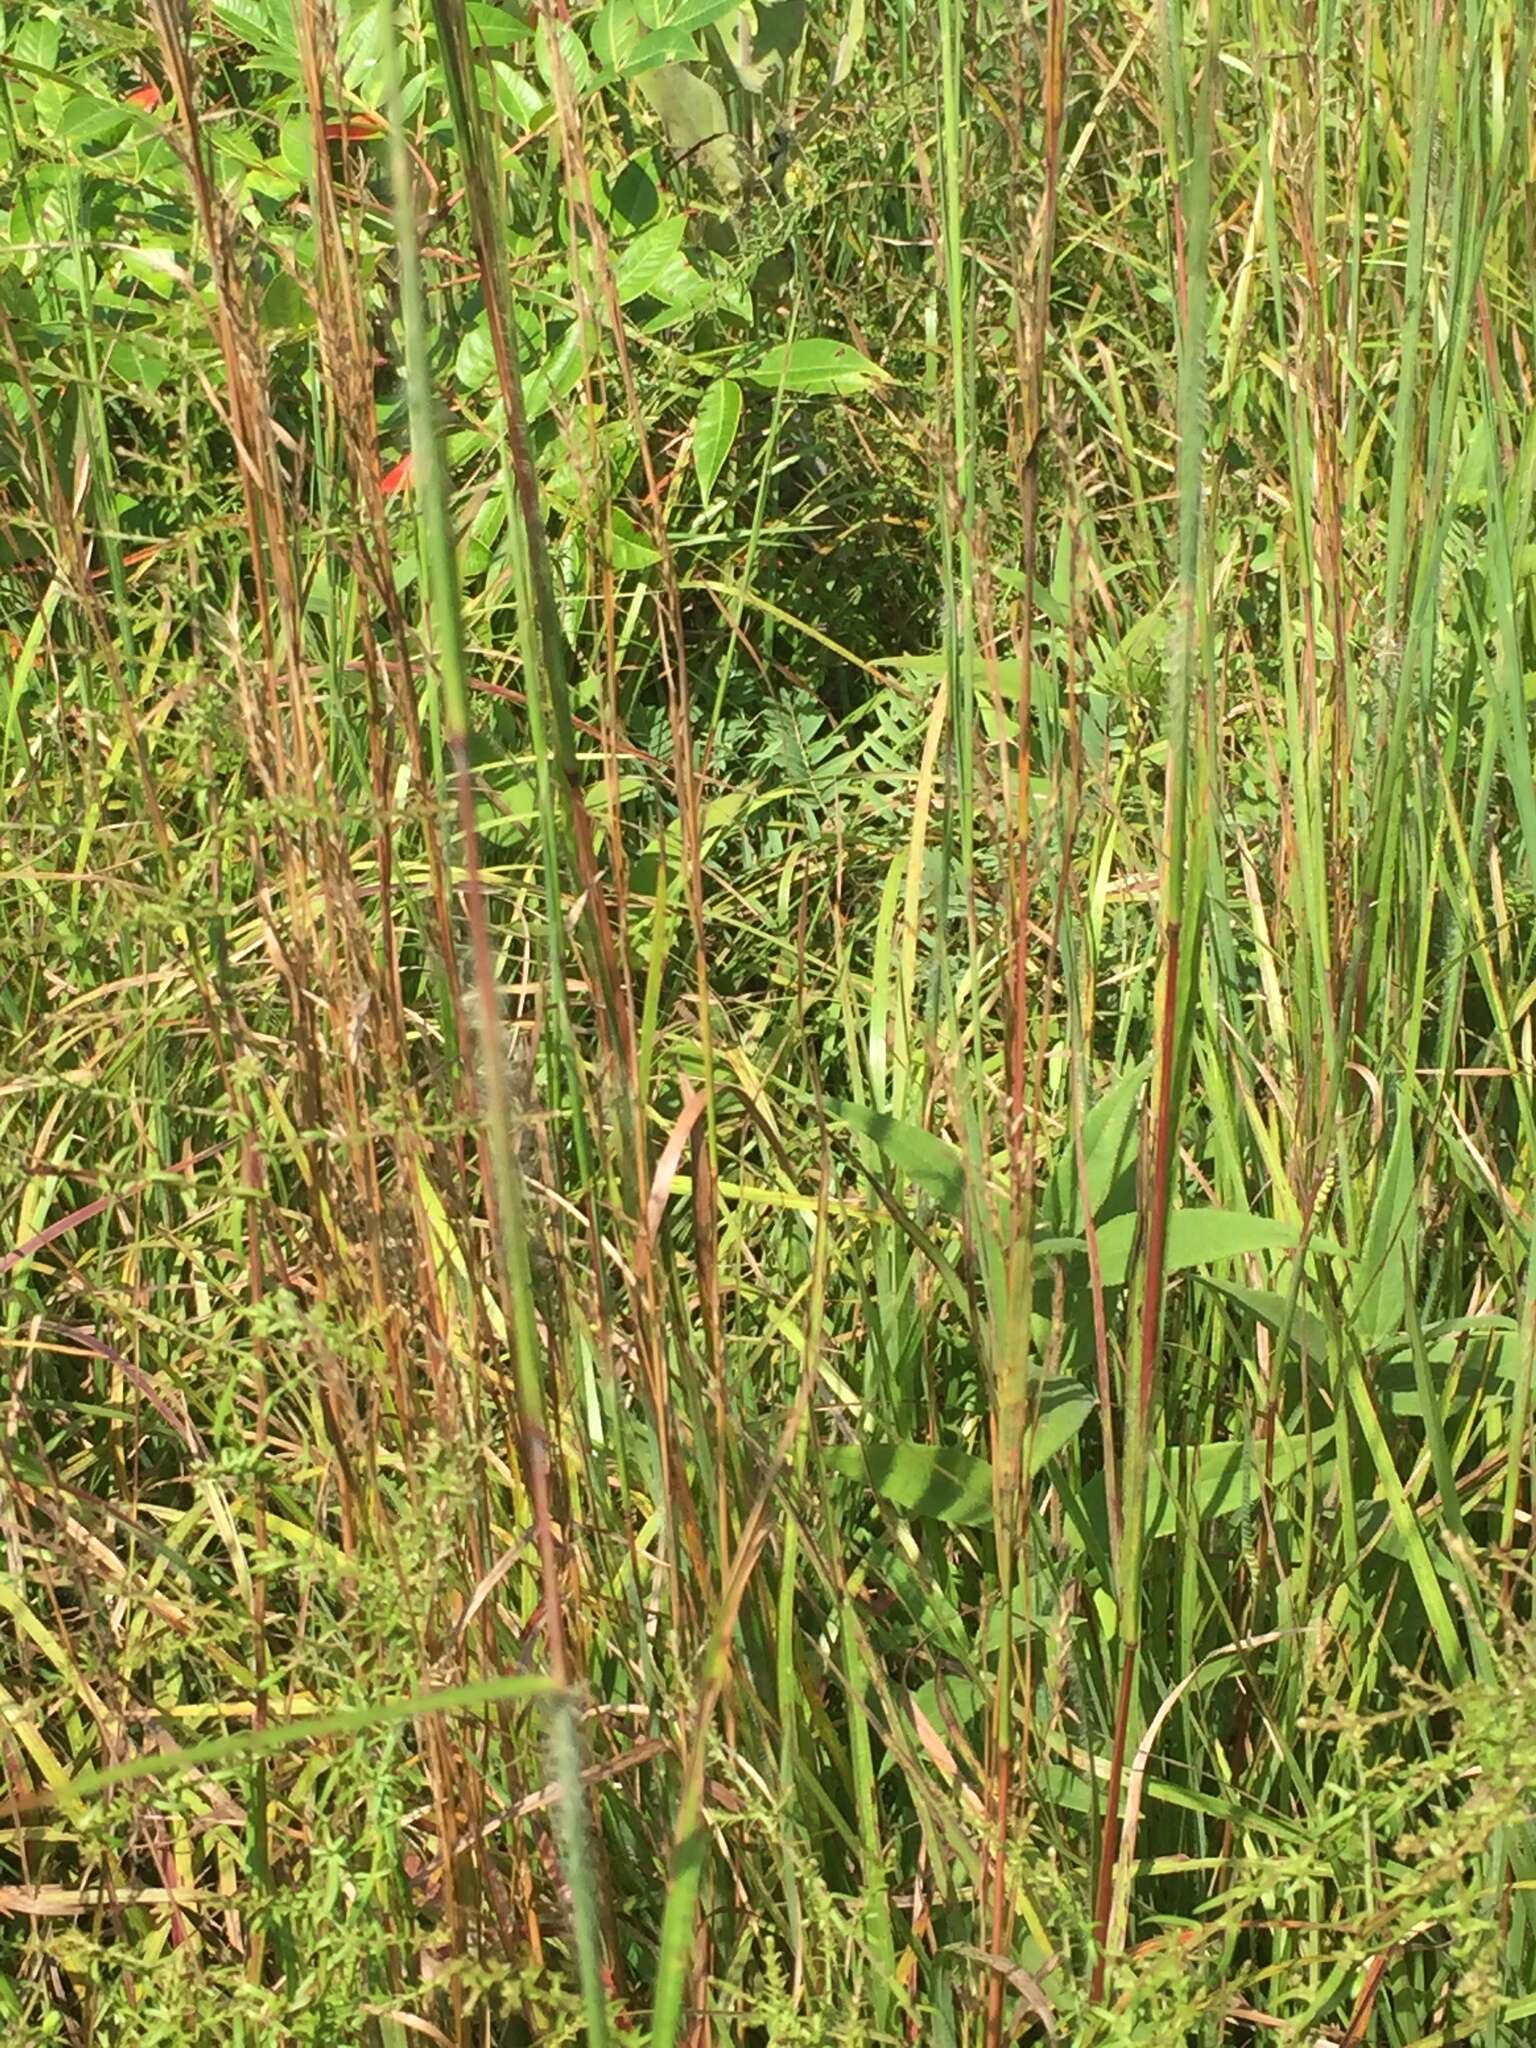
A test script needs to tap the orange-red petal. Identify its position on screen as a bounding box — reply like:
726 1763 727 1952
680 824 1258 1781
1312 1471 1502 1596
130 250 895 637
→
323 111 386 142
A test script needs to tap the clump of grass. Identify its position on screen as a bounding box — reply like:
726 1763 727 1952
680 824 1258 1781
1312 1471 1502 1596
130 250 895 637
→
4 0 1536 2044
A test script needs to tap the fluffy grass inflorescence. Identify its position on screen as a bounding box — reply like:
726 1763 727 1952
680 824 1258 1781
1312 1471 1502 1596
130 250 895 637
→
4 0 1536 2042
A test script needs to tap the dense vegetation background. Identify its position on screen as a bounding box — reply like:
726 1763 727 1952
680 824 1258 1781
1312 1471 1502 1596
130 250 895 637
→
5 0 1536 2041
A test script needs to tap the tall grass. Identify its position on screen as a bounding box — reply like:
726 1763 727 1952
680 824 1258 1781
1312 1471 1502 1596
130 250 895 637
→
5 0 1536 2043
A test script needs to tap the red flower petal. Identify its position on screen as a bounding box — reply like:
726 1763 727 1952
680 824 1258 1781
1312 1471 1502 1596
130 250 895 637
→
324 111 386 142
125 82 162 110
380 452 414 496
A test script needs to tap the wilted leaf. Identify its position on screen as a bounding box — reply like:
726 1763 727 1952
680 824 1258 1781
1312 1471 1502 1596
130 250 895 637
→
726 0 806 88
635 64 744 197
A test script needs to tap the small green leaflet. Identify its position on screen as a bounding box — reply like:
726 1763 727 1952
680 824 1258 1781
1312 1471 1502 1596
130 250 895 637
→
464 0 532 47
455 316 496 392
692 378 742 501
591 0 645 73
655 0 745 35
623 27 705 77
11 17 61 70
614 217 694 304
536 14 593 94
744 339 889 397
59 93 135 151
602 506 660 570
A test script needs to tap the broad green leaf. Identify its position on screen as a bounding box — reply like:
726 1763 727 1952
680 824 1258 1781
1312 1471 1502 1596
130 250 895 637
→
827 1442 992 1526
1040 1060 1146 1235
491 61 546 130
464 490 508 578
106 339 171 394
213 0 297 53
830 0 866 85
1353 1103 1417 1348
830 1382 1094 1527
608 160 660 228
1203 1281 1330 1362
343 1 397 89
279 114 314 182
259 272 313 334
744 338 889 397
613 216 693 302
692 377 741 500
1026 1377 1096 1473
657 0 743 33
476 776 536 846
1148 1431 1323 1538
524 320 590 419
913 1674 985 1739
118 249 180 301
1074 1432 1334 1552
213 0 278 44
1092 1206 1302 1289
829 1099 963 1214
12 17 61 71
